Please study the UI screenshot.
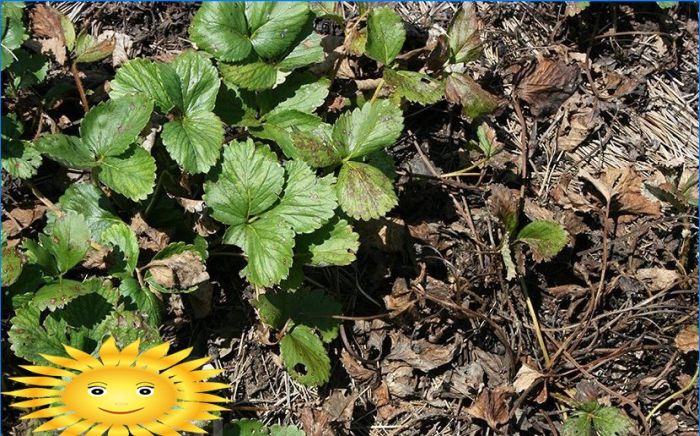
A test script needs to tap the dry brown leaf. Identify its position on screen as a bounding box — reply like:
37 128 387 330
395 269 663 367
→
547 284 588 297
581 166 662 217
2 204 47 237
30 5 64 41
659 412 679 435
148 251 209 290
27 37 67 65
466 386 513 430
131 213 170 252
339 349 375 383
383 278 415 316
674 325 698 353
444 363 484 396
559 105 603 151
82 245 110 270
384 361 415 398
322 390 357 428
513 363 544 393
300 407 334 436
489 184 519 232
516 58 580 117
385 331 456 372
636 268 680 292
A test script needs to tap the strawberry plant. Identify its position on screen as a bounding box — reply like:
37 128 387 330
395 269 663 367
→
4 2 501 387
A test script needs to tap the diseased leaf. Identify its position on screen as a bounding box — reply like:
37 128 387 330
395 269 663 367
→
101 222 139 275
204 140 285 225
109 59 180 112
280 324 331 386
445 73 500 121
336 161 398 220
448 4 482 63
265 160 337 234
332 100 404 159
270 118 342 168
296 217 359 267
489 184 519 233
97 145 156 201
384 68 444 105
247 2 311 60
220 61 279 91
146 249 209 293
189 2 251 63
517 220 568 262
365 7 405 65
80 95 153 158
32 279 102 311
254 288 341 342
2 139 42 179
171 50 220 113
224 216 295 287
34 134 96 169
161 110 224 174
2 245 23 287
46 211 91 275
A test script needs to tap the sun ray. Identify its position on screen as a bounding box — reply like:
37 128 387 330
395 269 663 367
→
9 376 66 387
19 365 76 378
127 424 155 436
59 419 94 436
10 397 60 408
133 342 170 369
140 420 180 436
39 354 93 372
64 345 103 368
4 387 61 398
98 337 121 367
108 425 130 436
85 423 110 436
34 413 83 432
7 336 229 434
20 405 69 420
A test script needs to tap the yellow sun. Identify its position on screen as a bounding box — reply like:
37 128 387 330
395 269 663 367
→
4 337 229 435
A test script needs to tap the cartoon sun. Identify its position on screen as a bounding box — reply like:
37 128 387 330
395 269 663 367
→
5 337 229 435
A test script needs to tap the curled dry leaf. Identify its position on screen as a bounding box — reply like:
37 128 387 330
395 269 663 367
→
130 213 170 252
674 325 698 354
515 58 580 117
513 362 544 393
147 250 209 289
466 385 513 430
489 184 519 233
340 349 375 382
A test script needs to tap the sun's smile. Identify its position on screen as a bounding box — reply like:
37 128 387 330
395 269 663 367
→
98 407 145 415
4 337 229 435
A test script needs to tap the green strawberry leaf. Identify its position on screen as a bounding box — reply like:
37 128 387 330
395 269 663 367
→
45 211 91 275
2 245 23 287
277 32 324 71
265 160 337 234
332 100 404 159
53 183 122 241
220 61 279 91
2 3 28 71
73 32 114 64
336 161 398 220
280 324 331 386
223 216 295 287
204 139 285 225
264 79 330 119
161 110 224 174
365 7 406 65
517 220 568 262
246 2 311 60
171 50 220 113
97 144 157 201
7 49 49 91
32 279 103 312
109 59 180 112
562 402 631 436
448 4 483 63
80 95 153 158
118 277 161 327
384 68 444 105
189 3 251 63
296 217 359 267
101 222 139 275
254 288 341 342
2 139 42 179
34 134 96 169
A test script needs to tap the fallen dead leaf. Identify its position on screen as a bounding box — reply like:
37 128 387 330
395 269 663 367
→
2 204 46 237
383 278 415 317
659 412 679 435
385 331 456 372
674 325 698 353
99 30 133 67
323 390 358 430
300 407 334 436
515 58 580 117
558 104 603 151
339 349 375 383
443 363 484 396
513 362 543 393
580 166 661 217
131 213 170 252
29 5 69 65
636 268 680 292
547 284 588 298
148 250 209 290
466 385 513 430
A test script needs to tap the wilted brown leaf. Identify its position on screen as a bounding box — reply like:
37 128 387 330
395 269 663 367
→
340 349 375 382
131 213 170 252
513 362 543 393
383 278 415 316
558 104 603 151
300 407 334 436
147 251 209 290
466 386 513 429
674 325 698 353
489 184 520 233
30 5 64 41
581 166 662 217
385 331 456 372
516 58 580 117
445 73 501 121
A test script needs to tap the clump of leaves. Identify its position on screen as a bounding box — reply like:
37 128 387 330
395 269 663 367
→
562 401 631 436
225 419 304 436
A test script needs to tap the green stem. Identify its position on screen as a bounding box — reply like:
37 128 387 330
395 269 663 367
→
370 79 385 104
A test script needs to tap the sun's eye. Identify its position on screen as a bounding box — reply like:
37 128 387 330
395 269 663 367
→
88 387 106 396
137 386 154 397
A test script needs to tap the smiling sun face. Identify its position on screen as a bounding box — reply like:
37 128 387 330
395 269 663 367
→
4 337 229 435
